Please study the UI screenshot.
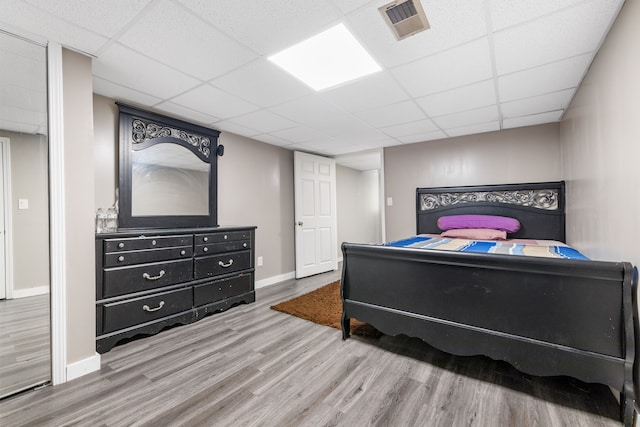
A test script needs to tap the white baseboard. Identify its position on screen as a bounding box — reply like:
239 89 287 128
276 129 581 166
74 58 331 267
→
255 271 295 289
66 353 101 382
12 286 49 299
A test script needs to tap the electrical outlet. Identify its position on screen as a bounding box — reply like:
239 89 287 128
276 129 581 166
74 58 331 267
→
386 197 393 206
257 256 263 267
18 199 29 210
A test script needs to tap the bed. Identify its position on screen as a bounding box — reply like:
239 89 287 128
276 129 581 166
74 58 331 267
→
340 181 636 425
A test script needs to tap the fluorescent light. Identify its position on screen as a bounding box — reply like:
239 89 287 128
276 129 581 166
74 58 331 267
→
268 23 381 91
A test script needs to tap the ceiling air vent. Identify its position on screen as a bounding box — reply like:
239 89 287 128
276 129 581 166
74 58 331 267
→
379 0 430 41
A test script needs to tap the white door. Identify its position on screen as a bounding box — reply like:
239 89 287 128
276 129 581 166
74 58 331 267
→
294 151 338 279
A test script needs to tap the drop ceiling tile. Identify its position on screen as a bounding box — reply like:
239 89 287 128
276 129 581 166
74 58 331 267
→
93 77 163 106
171 84 259 119
227 110 298 134
0 50 47 91
310 115 373 137
0 0 108 55
501 89 574 118
153 101 219 126
269 94 347 126
24 0 152 38
347 0 488 68
320 72 409 113
498 54 591 102
397 130 448 144
176 0 341 55
330 0 371 14
213 120 261 137
93 43 201 99
445 121 500 137
252 134 293 147
433 105 499 130
354 101 427 128
269 126 329 144
381 119 439 138
503 110 563 129
417 80 496 117
211 59 311 108
493 0 621 75
0 118 40 134
0 84 46 113
0 31 47 61
117 0 256 81
391 38 493 97
489 0 585 31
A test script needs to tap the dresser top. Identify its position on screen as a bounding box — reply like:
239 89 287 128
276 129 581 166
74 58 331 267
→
96 225 256 239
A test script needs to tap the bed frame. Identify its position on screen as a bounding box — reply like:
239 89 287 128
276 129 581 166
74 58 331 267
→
340 181 636 425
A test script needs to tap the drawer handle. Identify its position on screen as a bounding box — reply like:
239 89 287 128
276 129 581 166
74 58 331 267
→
142 301 165 312
118 256 125 262
143 270 166 281
118 242 125 249
219 259 234 268
242 243 247 248
203 247 209 252
203 237 209 242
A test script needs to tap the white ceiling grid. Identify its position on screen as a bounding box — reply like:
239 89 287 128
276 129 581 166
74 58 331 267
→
0 0 625 158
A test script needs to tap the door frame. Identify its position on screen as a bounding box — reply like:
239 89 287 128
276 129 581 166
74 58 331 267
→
0 137 14 300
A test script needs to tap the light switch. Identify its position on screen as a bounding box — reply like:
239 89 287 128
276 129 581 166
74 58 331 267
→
18 199 29 210
386 197 393 206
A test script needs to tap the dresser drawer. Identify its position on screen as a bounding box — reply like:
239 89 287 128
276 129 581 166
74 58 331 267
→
195 230 251 245
105 235 192 252
194 250 252 279
102 259 194 298
101 287 192 334
194 240 250 256
193 273 253 306
104 246 193 267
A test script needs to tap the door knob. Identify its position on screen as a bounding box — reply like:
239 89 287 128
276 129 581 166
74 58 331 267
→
297 221 303 226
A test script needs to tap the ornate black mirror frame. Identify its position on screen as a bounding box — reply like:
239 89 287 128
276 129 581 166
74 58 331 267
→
117 103 220 229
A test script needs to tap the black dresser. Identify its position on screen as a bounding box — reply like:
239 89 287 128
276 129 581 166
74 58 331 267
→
95 226 255 353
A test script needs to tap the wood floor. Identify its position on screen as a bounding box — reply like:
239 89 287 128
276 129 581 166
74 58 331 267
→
0 270 622 426
0 294 50 399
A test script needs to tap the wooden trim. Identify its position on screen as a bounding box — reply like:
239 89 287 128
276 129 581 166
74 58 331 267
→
47 41 66 386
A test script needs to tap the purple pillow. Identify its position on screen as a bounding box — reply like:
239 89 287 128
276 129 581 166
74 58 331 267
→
437 215 521 233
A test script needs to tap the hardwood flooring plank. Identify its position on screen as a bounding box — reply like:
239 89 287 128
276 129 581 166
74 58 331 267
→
0 268 622 427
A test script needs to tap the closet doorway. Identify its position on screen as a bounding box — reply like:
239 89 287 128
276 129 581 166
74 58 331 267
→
0 30 51 398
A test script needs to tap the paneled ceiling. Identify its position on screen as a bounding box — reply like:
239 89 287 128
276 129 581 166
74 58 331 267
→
0 0 625 159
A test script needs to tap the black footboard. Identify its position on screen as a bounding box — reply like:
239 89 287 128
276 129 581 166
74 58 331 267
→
341 242 636 426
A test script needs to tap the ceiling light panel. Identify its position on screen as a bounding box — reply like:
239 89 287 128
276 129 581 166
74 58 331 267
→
268 23 382 91
391 37 493 97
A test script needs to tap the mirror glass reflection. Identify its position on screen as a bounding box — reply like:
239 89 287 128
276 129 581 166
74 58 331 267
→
0 31 50 398
132 143 209 216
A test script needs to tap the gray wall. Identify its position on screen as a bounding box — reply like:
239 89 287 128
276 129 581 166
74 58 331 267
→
62 48 96 364
336 165 381 257
93 96 296 282
0 130 50 292
560 0 639 267
383 124 561 240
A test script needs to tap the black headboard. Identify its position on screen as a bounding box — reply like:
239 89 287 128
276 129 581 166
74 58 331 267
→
416 181 566 241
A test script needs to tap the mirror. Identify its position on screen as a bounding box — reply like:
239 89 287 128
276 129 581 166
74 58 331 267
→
0 30 50 397
117 104 220 229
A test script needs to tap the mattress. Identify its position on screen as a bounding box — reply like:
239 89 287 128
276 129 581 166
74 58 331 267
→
384 235 590 260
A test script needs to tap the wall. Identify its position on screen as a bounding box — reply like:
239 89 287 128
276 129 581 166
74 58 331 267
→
559 0 639 269
384 124 561 240
62 48 96 364
336 165 381 257
0 130 50 292
93 96 296 283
